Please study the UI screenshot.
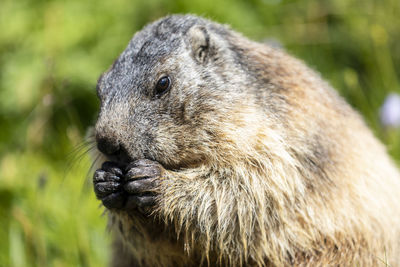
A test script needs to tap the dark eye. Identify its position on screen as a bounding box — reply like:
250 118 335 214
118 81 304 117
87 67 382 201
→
154 76 171 97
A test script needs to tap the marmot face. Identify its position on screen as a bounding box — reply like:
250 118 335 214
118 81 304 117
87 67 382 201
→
95 16 250 170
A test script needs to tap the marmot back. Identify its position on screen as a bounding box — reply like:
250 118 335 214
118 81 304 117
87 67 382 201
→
92 14 400 266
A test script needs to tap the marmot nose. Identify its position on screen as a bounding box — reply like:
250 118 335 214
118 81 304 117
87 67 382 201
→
96 135 120 156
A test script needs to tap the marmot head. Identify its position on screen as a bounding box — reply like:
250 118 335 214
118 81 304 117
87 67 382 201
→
95 15 262 169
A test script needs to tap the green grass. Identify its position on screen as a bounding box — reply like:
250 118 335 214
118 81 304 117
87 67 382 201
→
1 150 109 267
0 0 399 266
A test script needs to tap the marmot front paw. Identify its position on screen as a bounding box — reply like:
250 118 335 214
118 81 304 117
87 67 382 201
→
123 159 161 213
93 161 126 209
93 159 162 213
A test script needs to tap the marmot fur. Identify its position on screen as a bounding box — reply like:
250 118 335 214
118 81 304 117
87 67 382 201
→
92 14 400 266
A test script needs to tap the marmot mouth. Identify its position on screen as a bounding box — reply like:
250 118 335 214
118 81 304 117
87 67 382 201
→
97 146 206 172
99 154 181 172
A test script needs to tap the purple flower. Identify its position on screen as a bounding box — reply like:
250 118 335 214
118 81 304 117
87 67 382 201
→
380 93 400 128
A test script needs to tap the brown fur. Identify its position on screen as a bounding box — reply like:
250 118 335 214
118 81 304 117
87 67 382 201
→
94 15 400 266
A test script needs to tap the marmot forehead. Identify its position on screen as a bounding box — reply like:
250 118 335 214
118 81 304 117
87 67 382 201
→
124 15 209 57
98 15 212 97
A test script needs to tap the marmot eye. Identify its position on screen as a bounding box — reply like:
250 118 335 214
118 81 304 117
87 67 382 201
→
155 76 171 97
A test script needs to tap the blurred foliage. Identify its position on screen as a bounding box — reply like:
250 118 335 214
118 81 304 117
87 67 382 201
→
0 0 399 266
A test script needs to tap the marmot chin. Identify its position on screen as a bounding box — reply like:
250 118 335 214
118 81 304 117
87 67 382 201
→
92 14 400 266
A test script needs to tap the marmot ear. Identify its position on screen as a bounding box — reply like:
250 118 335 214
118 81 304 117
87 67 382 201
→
187 26 211 64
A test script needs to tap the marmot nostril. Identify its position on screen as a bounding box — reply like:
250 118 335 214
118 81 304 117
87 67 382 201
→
96 136 120 156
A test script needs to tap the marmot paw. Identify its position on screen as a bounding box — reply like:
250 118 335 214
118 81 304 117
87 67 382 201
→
93 159 162 214
93 161 126 209
123 159 161 213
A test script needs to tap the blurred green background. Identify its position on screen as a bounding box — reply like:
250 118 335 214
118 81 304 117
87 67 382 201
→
0 0 399 266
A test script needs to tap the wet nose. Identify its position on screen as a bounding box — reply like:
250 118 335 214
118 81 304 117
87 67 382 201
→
96 134 120 156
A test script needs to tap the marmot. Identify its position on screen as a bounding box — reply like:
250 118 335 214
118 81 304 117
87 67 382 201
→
92 14 400 266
